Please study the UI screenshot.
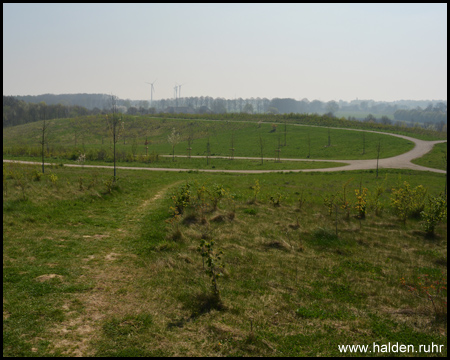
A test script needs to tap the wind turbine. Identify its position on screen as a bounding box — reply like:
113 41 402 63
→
174 84 179 106
178 83 185 99
145 79 157 108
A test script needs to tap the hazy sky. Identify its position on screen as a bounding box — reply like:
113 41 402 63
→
3 3 447 102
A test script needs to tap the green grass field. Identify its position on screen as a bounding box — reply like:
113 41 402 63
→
3 116 419 162
3 115 447 356
3 161 447 357
412 142 447 171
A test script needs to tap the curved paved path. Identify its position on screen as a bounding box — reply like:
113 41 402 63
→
3 131 446 174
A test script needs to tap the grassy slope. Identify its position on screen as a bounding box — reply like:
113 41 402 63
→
3 163 447 357
411 142 447 171
3 116 418 161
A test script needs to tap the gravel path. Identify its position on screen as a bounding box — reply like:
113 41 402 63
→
3 131 446 174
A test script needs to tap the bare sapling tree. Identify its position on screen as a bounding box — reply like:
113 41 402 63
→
284 120 287 146
307 133 311 158
444 151 447 196
361 132 366 155
186 123 194 160
206 136 211 165
131 136 138 158
275 135 281 162
71 119 80 147
106 95 124 180
229 129 235 160
335 204 339 237
144 136 150 156
259 134 265 165
71 118 88 151
167 127 181 162
376 139 381 178
39 106 50 174
80 118 90 152
101 120 110 146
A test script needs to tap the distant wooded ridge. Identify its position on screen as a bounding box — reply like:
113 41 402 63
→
3 94 447 131
9 93 446 113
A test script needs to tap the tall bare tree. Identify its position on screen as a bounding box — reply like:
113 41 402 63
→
307 133 311 158
186 123 194 160
206 137 211 165
106 95 124 180
276 135 281 162
229 129 235 160
168 127 181 162
362 132 366 155
376 139 381 178
444 152 447 196
39 105 50 174
259 134 265 165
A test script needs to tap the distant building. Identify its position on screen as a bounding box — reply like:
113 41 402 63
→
197 106 213 114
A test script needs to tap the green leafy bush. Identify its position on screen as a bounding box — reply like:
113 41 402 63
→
170 182 193 216
390 181 427 224
420 194 447 235
197 239 225 298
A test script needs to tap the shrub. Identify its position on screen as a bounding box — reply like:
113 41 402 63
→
197 239 225 299
170 182 193 216
251 179 260 203
369 180 385 217
103 176 119 194
420 194 447 236
68 151 79 161
297 189 307 213
209 183 228 210
49 173 58 185
32 169 43 182
269 192 284 207
323 193 337 216
390 181 427 224
354 187 368 219
339 179 353 219
77 153 87 165
97 148 108 161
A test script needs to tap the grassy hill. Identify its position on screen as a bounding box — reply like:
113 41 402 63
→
3 161 447 356
3 115 420 168
3 114 447 356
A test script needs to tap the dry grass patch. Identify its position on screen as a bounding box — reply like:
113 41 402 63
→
34 274 64 282
48 257 156 356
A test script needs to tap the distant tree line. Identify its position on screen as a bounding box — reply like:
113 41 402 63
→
152 97 447 119
14 93 109 110
5 94 446 132
393 103 447 130
3 96 98 128
11 93 447 118
152 97 400 116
